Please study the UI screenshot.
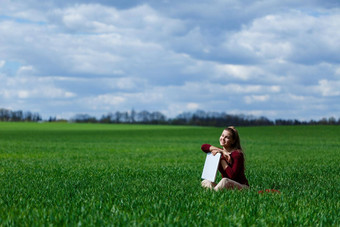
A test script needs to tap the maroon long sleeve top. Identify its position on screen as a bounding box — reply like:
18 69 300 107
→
201 144 249 186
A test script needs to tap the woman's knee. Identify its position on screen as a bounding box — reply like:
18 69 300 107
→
215 178 244 190
215 178 231 189
220 178 230 184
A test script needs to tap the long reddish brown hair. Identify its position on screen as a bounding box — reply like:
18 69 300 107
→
225 126 243 153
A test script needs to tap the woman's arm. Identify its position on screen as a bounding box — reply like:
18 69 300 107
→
201 144 211 153
210 145 224 155
201 144 224 155
224 152 244 179
207 145 232 162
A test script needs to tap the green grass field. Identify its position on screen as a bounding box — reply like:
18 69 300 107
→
0 122 339 226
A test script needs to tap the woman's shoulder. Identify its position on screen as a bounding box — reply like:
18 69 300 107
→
231 150 244 157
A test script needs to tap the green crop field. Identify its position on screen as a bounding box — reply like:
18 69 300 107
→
0 122 339 226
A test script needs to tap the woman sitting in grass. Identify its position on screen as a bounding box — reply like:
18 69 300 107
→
201 126 249 191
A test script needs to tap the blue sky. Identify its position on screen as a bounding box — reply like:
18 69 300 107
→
0 0 339 120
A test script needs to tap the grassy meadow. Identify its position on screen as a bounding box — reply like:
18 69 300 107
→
0 122 339 226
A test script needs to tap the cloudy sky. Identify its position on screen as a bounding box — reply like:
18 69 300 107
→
1 0 339 120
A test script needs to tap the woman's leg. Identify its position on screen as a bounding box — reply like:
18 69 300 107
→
201 179 217 189
214 178 249 191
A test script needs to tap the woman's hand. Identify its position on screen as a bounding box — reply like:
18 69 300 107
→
210 146 223 156
211 149 219 156
222 152 232 164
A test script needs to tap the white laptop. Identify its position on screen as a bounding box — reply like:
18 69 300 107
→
201 152 221 182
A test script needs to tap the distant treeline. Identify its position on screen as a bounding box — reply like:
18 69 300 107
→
0 108 42 122
67 110 340 126
1 108 339 126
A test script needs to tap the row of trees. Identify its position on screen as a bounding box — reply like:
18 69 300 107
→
70 110 340 126
1 108 340 126
169 111 273 126
0 108 42 122
72 110 167 124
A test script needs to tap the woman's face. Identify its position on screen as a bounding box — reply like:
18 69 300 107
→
219 130 234 148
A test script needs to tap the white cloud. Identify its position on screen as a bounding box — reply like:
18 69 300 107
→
214 64 265 80
317 80 340 97
226 10 340 64
0 73 76 100
84 94 126 111
336 67 340 75
244 95 270 104
187 102 199 110
286 94 306 101
17 65 36 75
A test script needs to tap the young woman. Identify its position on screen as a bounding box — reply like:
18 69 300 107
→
201 126 249 191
